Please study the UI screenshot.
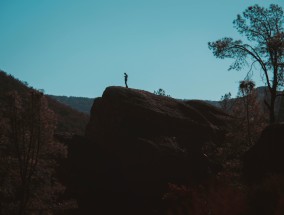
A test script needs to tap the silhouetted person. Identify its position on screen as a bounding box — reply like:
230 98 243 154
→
124 73 128 88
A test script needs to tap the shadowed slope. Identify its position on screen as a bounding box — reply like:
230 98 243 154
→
0 70 88 135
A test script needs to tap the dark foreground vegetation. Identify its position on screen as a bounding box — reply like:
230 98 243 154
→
1 3 284 215
0 71 90 214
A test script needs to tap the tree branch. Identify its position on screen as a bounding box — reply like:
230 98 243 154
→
233 44 272 90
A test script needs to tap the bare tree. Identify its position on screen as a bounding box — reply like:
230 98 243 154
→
8 91 44 214
208 4 284 123
239 80 255 144
2 91 68 215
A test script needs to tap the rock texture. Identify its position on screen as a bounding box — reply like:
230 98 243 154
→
86 86 228 150
75 86 230 214
244 123 284 182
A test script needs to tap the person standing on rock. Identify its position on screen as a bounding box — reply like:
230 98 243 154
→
124 73 128 88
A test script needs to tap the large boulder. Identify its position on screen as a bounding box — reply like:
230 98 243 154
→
78 86 230 214
86 86 228 151
244 123 284 182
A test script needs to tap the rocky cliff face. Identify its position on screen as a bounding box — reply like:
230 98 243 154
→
74 86 231 214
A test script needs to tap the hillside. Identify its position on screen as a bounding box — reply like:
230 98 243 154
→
48 95 93 114
0 70 89 135
221 87 284 122
254 86 284 122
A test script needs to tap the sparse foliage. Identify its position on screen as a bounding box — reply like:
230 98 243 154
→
217 84 267 185
154 88 171 97
0 91 70 215
233 81 267 146
209 4 284 123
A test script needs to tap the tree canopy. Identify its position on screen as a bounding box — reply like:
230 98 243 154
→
208 4 284 123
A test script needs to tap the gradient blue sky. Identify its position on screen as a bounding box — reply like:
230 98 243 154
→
1 0 283 100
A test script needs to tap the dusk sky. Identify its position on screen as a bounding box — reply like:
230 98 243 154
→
1 0 284 100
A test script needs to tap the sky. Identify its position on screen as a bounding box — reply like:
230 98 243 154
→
1 0 284 100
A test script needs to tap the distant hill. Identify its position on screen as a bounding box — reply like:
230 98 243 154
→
215 86 284 122
182 87 284 122
0 71 89 135
47 95 93 114
203 100 221 108
255 86 284 122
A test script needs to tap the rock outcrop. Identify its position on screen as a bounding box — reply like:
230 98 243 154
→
75 86 230 214
244 123 284 182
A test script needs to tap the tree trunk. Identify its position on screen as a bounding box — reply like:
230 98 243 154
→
270 92 276 124
246 96 251 144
